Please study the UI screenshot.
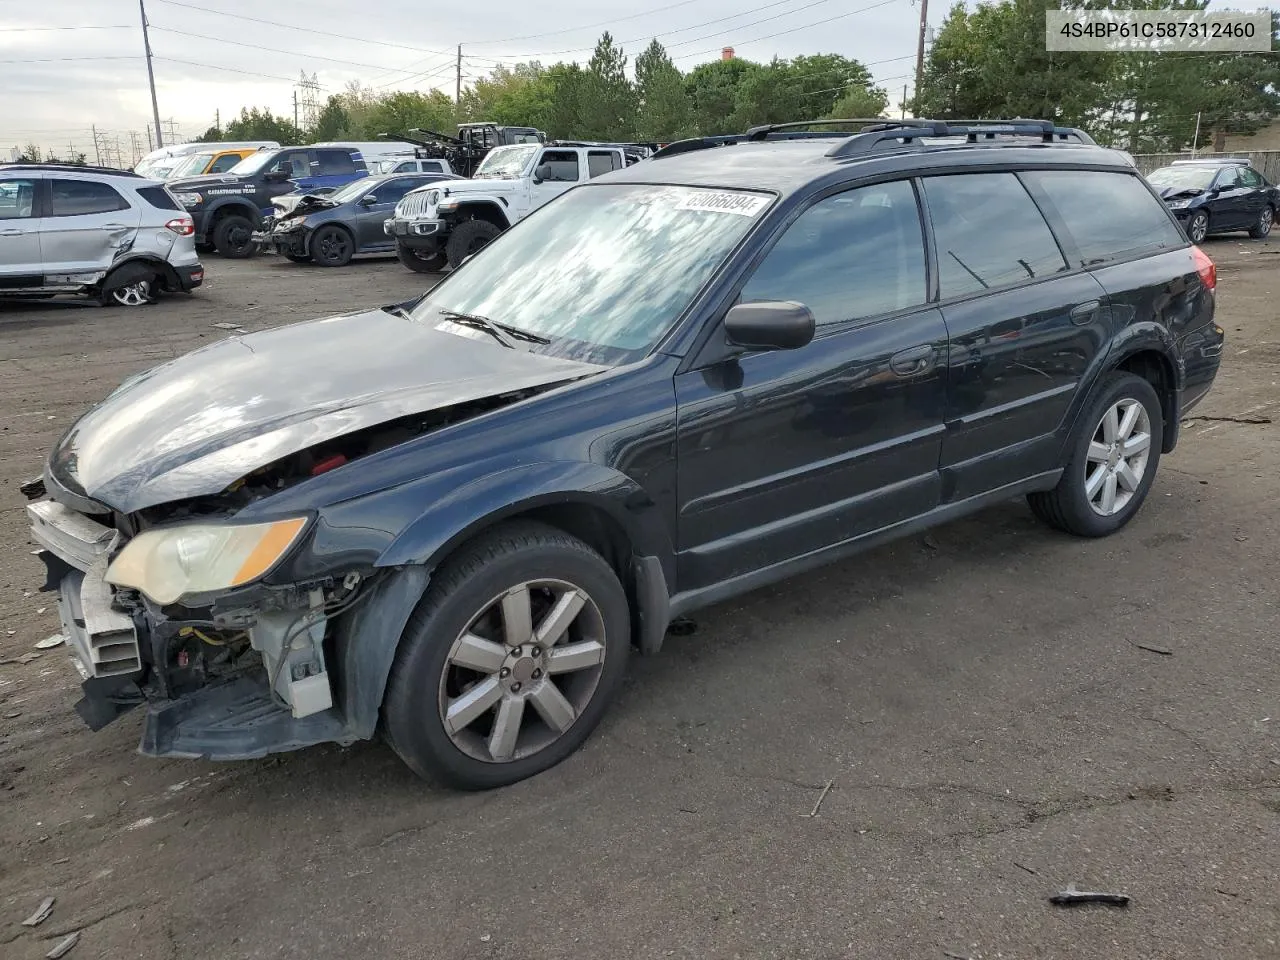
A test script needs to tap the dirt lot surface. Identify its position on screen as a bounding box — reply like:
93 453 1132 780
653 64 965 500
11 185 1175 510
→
1 241 1277 960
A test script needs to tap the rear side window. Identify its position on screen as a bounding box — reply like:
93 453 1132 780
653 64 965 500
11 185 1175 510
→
421 160 445 173
740 179 927 327
136 185 181 210
923 173 1067 298
316 150 357 176
1024 170 1184 265
209 153 242 173
587 151 619 178
0 178 37 219
1237 167 1263 188
372 178 421 203
49 179 131 217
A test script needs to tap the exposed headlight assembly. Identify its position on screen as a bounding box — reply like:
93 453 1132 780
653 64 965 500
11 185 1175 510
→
173 191 203 207
105 517 308 604
274 217 306 232
1166 198 1192 210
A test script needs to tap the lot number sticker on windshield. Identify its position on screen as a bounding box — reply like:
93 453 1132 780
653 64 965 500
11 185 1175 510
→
679 192 771 216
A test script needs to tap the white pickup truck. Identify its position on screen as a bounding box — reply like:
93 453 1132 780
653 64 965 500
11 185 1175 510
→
384 142 630 272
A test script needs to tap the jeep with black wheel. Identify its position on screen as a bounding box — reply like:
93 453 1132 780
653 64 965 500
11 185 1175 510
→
384 142 628 270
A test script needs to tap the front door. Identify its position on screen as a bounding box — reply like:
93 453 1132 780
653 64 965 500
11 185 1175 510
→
0 175 43 287
1210 165 1254 229
40 178 141 278
354 176 422 249
529 149 582 211
674 179 948 593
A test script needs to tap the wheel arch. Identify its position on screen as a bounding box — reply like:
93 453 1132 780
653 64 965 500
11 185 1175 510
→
100 254 179 293
454 201 510 230
206 198 259 227
333 462 675 739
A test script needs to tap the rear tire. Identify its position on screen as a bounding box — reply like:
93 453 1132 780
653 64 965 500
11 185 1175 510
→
396 242 446 273
382 521 631 790
1028 371 1163 537
1248 205 1274 239
212 214 255 258
445 219 501 270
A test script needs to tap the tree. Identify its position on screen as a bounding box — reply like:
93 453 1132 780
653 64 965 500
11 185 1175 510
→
311 95 353 140
634 40 693 141
18 141 43 162
363 90 456 140
461 62 557 131
544 63 589 139
580 32 635 140
685 58 762 135
194 125 221 142
223 107 303 144
732 54 882 128
826 85 890 121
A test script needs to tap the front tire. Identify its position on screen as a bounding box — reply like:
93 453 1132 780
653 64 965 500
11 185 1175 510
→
396 242 446 273
1187 210 1209 244
1248 205 1274 239
445 219 501 269
382 522 631 790
1028 371 1163 537
212 214 256 258
310 226 354 267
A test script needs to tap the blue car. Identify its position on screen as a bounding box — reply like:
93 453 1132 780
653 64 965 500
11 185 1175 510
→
1147 159 1278 244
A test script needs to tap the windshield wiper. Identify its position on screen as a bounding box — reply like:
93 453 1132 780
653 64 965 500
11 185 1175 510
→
439 310 550 347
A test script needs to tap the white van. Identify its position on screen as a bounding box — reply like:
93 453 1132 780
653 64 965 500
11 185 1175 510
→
310 141 427 163
134 141 280 179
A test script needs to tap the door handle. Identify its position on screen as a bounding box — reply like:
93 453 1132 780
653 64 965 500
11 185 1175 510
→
0 228 23 236
103 223 128 230
1070 300 1101 325
889 344 935 377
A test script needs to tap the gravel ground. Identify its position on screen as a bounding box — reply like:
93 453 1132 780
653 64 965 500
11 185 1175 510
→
1 240 1277 960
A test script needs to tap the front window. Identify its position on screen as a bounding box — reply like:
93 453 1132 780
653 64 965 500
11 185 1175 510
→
228 150 296 176
474 144 539 179
408 184 773 365
1146 166 1217 191
171 153 214 179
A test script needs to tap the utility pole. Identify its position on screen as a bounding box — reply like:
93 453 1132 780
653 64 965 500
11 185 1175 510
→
215 108 220 136
139 0 164 148
455 44 462 105
293 89 299 129
92 125 102 165
901 84 908 119
914 0 929 99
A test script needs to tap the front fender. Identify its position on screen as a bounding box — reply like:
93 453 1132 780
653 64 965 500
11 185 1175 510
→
449 198 512 226
375 459 674 577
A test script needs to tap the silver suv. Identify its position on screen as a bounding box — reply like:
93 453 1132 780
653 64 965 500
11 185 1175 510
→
0 164 203 307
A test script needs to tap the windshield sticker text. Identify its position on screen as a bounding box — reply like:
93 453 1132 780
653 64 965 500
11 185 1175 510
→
677 192 770 216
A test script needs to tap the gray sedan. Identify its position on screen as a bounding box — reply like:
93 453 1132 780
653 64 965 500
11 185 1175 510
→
254 173 460 266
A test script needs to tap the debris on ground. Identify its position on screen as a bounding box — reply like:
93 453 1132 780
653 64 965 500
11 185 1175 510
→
1049 884 1130 907
1 651 42 665
22 896 55 926
4 711 22 719
802 779 834 818
1181 415 1271 425
35 634 66 650
1127 640 1173 656
46 932 79 959
667 618 697 637
210 322 246 332
1013 861 1037 875
943 951 972 960
922 534 940 551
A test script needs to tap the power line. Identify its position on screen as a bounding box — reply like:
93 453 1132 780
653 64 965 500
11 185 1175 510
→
0 24 132 31
148 25 432 75
465 0 705 45
671 0 903 62
1 55 142 63
152 55 324 86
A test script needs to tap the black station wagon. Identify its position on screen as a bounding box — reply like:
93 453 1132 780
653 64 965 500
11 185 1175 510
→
26 119 1224 789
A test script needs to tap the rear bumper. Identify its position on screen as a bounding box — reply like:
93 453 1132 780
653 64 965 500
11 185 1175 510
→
176 262 204 290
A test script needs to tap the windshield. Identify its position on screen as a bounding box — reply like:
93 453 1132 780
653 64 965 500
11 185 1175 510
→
408 184 772 364
1147 166 1217 190
228 150 280 176
474 144 539 178
169 153 214 179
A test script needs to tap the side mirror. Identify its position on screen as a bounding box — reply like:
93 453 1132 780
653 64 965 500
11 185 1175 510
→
534 164 551 183
358 194 377 206
724 301 815 352
264 167 290 182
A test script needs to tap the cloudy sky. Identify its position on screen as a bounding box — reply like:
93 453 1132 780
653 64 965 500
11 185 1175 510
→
3 0 926 160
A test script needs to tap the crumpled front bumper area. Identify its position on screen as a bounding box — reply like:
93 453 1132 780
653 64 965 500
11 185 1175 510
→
252 227 307 257
27 498 356 760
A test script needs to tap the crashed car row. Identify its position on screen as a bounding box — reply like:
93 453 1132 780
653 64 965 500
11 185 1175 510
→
25 117 1226 790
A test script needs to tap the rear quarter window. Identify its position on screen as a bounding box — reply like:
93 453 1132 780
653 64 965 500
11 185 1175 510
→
136 185 181 210
1023 170 1185 265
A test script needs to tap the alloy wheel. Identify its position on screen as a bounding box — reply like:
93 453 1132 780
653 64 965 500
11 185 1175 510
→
111 279 152 307
1188 213 1208 243
1259 208 1273 237
438 579 607 763
1085 397 1152 517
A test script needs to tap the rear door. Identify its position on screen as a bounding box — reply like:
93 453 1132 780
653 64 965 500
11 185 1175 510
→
923 171 1109 500
0 174 43 287
586 150 623 179
262 149 313 209
1235 166 1270 230
312 149 361 191
674 179 948 592
39 178 141 279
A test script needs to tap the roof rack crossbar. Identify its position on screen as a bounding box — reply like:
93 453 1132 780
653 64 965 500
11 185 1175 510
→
826 119 1094 158
651 135 745 159
0 162 139 176
744 118 946 141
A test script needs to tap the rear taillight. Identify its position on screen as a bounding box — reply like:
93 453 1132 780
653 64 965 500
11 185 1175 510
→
165 217 195 237
1192 245 1216 291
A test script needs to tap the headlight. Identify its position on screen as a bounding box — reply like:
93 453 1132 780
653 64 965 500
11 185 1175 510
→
1166 199 1191 210
105 517 307 605
274 217 306 232
173 191 203 207
426 190 440 206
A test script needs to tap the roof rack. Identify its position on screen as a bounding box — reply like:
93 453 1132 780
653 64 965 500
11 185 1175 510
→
651 118 1095 161
1171 157 1250 166
0 162 140 176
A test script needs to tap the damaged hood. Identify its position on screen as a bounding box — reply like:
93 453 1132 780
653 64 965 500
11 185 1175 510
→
1155 185 1205 201
48 308 603 513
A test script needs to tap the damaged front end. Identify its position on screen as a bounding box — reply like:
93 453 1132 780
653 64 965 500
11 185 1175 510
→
253 195 335 255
